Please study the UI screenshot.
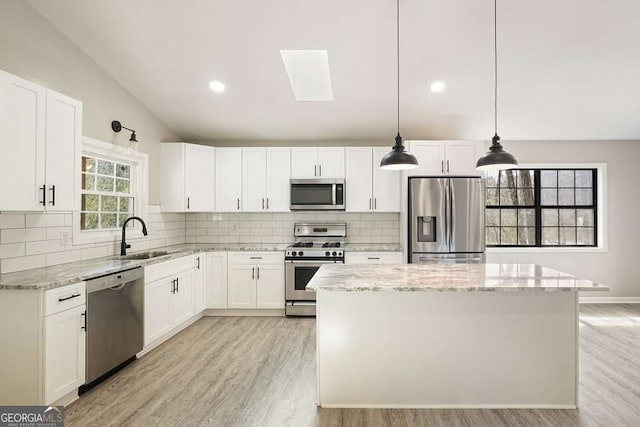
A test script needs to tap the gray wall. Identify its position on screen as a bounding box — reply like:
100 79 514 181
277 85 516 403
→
0 1 179 204
485 140 640 298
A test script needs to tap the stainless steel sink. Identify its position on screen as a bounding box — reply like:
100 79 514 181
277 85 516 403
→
121 251 170 260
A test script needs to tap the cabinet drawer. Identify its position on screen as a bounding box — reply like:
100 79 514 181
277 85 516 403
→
45 282 86 316
228 252 284 265
345 252 403 265
144 255 194 283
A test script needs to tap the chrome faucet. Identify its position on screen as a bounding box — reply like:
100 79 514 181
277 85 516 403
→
121 216 148 256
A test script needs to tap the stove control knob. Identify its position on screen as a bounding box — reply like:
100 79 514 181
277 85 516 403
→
299 251 304 256
325 251 330 256
291 251 297 256
332 251 337 256
338 251 342 256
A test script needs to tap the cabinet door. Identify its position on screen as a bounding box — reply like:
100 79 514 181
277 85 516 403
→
0 70 46 211
256 264 285 309
266 147 291 212
144 278 172 346
171 270 195 326
185 144 215 211
206 252 228 309
406 141 445 176
160 143 186 212
44 305 86 404
45 90 82 212
194 255 206 313
242 147 267 212
372 147 401 212
227 264 256 309
445 141 482 176
318 147 345 178
345 147 373 212
215 147 243 211
291 147 318 178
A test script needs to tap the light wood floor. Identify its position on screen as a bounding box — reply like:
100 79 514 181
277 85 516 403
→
65 304 640 427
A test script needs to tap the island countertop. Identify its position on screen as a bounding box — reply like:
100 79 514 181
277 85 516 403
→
306 263 609 292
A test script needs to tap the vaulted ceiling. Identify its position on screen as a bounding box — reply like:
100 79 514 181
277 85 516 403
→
28 0 640 142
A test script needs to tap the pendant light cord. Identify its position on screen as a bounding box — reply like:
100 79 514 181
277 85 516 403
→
397 0 400 136
494 0 498 137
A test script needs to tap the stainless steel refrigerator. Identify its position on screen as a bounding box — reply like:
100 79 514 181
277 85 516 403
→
408 177 485 263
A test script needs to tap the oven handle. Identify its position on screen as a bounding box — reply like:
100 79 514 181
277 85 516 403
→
286 260 343 264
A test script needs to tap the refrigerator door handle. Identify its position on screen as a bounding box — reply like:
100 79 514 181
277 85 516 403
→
449 179 454 250
444 179 449 249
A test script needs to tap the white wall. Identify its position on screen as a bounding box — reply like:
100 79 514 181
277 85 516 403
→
0 1 180 205
485 140 640 298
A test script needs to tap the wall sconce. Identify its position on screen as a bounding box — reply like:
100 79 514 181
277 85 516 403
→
111 120 138 152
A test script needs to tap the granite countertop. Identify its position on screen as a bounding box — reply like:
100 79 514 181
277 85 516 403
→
344 244 403 252
306 263 609 292
0 243 289 291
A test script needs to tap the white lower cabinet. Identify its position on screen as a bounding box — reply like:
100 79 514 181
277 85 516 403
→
206 252 228 309
170 270 195 326
144 278 173 345
345 252 403 265
44 304 86 404
227 252 285 309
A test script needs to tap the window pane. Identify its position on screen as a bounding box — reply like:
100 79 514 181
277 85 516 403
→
559 209 576 226
499 171 517 188
81 194 99 211
575 170 592 188
518 227 535 245
559 227 576 245
486 227 500 245
499 189 518 206
101 213 117 229
540 170 557 187
517 170 534 188
81 212 99 230
576 189 592 205
82 157 95 173
500 227 517 245
116 164 131 179
119 197 134 214
486 209 499 226
97 176 114 192
116 178 130 193
541 189 557 205
542 227 559 245
101 196 117 212
97 160 115 176
542 209 558 226
517 188 535 205
577 228 594 245
577 209 594 227
558 170 575 187
518 209 535 227
558 189 575 205
486 189 499 206
82 174 95 191
118 214 133 228
485 171 499 188
501 209 517 226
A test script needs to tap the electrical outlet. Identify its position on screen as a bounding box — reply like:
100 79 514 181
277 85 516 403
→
231 222 239 233
60 231 71 246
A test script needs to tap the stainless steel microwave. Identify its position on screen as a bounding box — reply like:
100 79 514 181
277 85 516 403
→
290 179 345 210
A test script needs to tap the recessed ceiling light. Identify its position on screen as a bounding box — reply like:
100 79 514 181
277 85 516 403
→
280 50 334 101
209 80 226 93
430 81 446 93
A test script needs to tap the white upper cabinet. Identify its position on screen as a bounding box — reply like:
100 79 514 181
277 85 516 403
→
407 141 482 177
0 70 81 211
346 147 400 212
265 147 291 211
291 147 345 179
242 147 267 211
160 143 215 212
215 147 243 212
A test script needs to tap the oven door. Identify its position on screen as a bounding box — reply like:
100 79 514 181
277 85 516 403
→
285 260 328 301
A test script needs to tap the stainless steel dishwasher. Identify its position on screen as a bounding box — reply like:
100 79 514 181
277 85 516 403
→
82 267 144 391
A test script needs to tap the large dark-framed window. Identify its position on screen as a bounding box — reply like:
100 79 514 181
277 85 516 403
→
485 169 597 247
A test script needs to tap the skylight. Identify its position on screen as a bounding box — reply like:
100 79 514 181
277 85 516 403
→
280 50 334 101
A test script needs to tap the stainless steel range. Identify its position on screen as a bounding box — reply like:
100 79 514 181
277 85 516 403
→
285 223 346 316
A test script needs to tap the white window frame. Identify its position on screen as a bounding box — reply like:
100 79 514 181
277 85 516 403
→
72 137 149 245
486 163 607 254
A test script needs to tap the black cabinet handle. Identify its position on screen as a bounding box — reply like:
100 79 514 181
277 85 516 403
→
171 279 176 294
187 197 190 209
367 257 381 260
81 310 87 331
237 198 240 210
319 164 322 176
262 198 265 209
257 267 260 280
252 267 255 280
58 293 81 302
39 185 46 206
49 185 56 206
176 277 179 293
266 198 269 209
196 256 200 269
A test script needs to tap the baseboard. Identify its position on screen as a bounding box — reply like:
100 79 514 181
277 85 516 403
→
579 297 640 304
318 403 577 409
204 308 285 317
53 389 79 407
138 312 204 357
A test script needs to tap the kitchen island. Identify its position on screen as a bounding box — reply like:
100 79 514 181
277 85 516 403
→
307 263 608 409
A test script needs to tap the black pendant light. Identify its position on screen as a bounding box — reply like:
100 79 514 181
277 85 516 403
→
380 0 418 170
476 0 518 171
